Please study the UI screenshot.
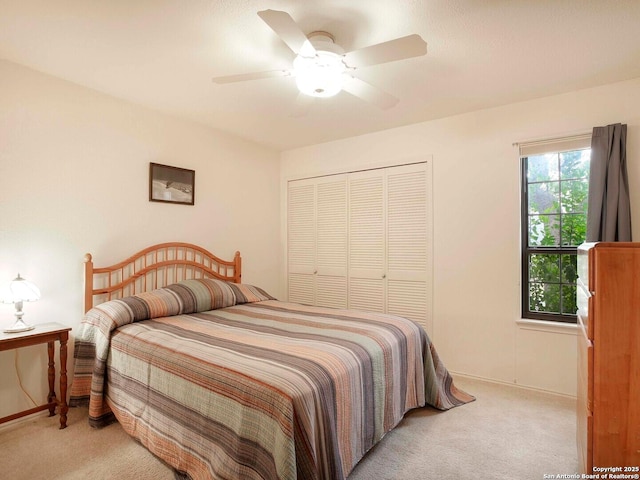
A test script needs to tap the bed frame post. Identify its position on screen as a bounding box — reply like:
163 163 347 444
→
84 253 94 313
234 251 242 283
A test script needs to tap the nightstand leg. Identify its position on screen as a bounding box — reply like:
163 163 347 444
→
59 335 69 429
47 341 56 416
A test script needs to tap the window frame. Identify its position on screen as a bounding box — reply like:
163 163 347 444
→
519 136 591 324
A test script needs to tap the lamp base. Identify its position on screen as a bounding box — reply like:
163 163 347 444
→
3 318 35 334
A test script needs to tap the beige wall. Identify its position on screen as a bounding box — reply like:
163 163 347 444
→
281 77 640 396
0 60 281 419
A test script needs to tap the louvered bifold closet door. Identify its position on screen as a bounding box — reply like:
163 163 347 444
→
315 176 348 308
386 163 432 333
348 170 386 313
287 179 316 305
288 175 348 307
287 162 432 333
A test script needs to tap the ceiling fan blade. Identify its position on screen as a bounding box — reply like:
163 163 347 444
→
212 69 291 84
341 76 399 110
257 10 316 57
343 34 427 68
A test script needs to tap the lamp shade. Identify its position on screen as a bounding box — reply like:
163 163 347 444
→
1 274 40 333
0 274 41 304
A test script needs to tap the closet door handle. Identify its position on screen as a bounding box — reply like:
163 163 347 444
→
382 274 386 279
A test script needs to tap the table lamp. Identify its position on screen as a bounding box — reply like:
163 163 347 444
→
1 274 41 333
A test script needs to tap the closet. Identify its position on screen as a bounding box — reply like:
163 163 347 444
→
287 162 433 333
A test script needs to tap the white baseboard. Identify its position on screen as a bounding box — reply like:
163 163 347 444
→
0 410 50 433
450 371 577 400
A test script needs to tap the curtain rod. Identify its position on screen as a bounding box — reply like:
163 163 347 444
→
512 131 592 148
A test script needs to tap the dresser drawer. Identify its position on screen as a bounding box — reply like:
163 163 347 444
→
577 278 593 340
577 312 594 474
577 408 594 474
577 313 593 413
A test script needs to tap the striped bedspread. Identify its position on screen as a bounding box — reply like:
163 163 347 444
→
71 279 473 480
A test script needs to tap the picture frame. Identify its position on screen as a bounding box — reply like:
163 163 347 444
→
149 162 195 205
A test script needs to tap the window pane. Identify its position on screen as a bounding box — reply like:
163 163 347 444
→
527 154 559 182
560 150 590 179
528 182 560 214
562 284 577 314
522 146 590 323
529 254 560 282
561 180 588 213
561 214 587 246
561 254 577 283
529 214 560 246
529 283 561 313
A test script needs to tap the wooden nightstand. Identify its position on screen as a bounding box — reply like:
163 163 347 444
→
0 322 72 429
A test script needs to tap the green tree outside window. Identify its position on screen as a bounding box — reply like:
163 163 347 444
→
522 149 589 322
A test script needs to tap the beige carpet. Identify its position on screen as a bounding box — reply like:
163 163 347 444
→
0 376 578 479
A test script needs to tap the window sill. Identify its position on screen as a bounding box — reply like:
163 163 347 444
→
516 318 578 335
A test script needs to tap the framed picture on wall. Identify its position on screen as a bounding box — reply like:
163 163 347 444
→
149 162 195 205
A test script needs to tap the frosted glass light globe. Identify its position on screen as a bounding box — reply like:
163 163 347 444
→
293 51 345 98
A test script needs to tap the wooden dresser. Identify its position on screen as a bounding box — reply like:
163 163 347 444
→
577 242 640 473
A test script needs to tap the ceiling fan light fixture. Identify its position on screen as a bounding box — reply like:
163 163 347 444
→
293 51 346 98
213 11 427 109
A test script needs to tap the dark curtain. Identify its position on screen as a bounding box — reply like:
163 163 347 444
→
586 123 631 241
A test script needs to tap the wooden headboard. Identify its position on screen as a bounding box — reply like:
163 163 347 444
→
84 242 241 312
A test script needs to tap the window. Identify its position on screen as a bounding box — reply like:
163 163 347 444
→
520 136 591 323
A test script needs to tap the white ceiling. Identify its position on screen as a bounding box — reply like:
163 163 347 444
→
1 0 640 151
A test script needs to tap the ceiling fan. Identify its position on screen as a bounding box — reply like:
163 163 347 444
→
212 10 428 110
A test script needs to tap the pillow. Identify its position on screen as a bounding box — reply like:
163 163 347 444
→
227 283 275 304
120 287 183 321
90 297 138 333
88 278 269 327
167 278 237 312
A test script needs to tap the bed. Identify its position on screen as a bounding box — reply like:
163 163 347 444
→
70 242 473 480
